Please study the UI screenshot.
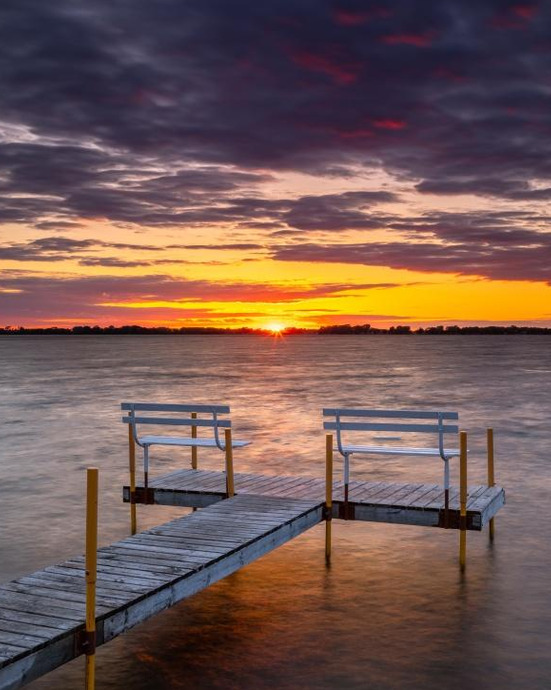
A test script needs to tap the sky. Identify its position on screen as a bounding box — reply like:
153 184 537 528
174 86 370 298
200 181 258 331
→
0 0 550 329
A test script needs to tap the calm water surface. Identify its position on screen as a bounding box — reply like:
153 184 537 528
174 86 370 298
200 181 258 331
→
0 335 550 689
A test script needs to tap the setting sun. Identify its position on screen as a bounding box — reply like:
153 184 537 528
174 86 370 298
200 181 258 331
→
265 322 285 334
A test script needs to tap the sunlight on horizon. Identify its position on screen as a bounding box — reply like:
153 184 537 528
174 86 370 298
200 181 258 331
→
265 322 286 334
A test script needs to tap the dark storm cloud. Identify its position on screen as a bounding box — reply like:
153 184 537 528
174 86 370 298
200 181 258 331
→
0 142 272 226
0 236 163 262
386 210 549 245
269 208 551 283
273 235 551 284
278 192 397 231
1 1 549 187
1 0 550 282
35 221 84 231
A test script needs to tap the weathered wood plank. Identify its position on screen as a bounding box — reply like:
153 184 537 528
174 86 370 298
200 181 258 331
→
128 469 505 533
0 495 322 689
0 608 76 632
479 487 506 526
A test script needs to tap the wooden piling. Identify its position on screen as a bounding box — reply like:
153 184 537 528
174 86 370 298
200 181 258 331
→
128 424 137 536
487 428 495 541
459 431 467 570
224 429 235 498
85 468 98 689
325 434 333 564
191 412 198 470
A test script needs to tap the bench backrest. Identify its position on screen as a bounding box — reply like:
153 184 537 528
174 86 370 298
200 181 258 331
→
323 408 459 458
121 402 232 449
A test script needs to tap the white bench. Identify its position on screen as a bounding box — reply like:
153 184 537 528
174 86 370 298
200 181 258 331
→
121 402 250 495
323 408 460 514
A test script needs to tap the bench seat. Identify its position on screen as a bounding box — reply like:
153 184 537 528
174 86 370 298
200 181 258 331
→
122 403 250 496
141 435 251 448
323 408 461 499
338 444 460 457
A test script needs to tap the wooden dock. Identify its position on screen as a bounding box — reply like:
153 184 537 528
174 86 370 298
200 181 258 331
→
124 468 505 530
0 495 321 689
0 467 505 688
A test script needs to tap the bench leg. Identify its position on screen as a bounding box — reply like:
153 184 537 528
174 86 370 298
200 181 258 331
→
444 459 450 529
128 424 137 536
343 453 352 519
144 445 149 491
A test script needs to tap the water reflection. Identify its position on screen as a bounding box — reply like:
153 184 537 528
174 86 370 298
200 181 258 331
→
0 335 549 688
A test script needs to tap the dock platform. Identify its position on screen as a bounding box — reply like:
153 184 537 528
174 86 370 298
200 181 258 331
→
0 495 320 689
0 468 505 688
124 468 505 530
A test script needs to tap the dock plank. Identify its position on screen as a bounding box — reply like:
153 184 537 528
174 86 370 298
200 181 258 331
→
0 459 507 689
0 495 322 690
125 468 504 531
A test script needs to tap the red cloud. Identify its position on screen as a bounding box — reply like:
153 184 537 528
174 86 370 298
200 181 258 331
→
291 50 360 85
491 5 538 28
373 119 406 130
333 10 370 26
333 8 391 26
512 5 538 19
381 32 435 47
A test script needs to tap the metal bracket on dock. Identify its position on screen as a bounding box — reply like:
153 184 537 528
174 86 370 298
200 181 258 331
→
75 629 96 656
338 502 355 520
132 487 156 505
437 509 480 530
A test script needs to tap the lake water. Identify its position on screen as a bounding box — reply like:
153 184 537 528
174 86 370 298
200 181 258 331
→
0 335 550 689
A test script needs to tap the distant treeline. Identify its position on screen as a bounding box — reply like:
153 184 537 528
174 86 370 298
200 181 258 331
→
0 325 264 335
1 324 551 335
317 324 551 334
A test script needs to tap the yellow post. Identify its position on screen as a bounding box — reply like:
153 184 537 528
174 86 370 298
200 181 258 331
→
191 412 198 470
487 428 495 541
224 428 235 498
459 431 468 571
325 434 333 565
85 468 98 690
128 423 137 536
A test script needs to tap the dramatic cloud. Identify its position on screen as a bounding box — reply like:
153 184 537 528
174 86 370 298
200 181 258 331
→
1 1 550 325
0 236 163 262
273 236 551 284
0 272 404 322
1 1 550 212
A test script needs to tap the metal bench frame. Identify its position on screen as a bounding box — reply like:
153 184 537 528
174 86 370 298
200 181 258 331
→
323 408 460 520
121 402 250 497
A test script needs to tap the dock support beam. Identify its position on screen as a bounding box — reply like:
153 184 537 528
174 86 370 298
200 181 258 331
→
459 431 467 571
224 429 235 498
487 428 495 541
128 424 137 536
85 468 98 689
325 434 333 564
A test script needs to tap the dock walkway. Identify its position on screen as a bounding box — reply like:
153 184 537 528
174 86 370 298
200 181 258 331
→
1 466 505 688
0 495 321 690
126 468 505 530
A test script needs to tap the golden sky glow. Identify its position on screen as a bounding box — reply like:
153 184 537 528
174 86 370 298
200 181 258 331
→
1 2 551 328
2 195 551 328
